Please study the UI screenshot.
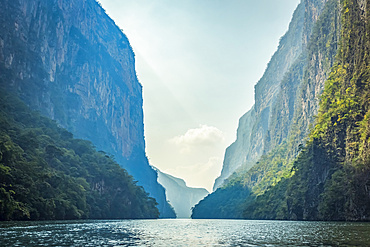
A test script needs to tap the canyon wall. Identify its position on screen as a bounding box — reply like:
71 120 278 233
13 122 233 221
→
0 0 175 217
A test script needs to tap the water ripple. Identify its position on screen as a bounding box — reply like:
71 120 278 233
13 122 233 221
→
1 219 370 246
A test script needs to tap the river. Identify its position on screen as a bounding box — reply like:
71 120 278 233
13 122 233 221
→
1 219 370 246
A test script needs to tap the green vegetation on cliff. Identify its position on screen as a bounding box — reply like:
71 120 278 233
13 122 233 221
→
243 0 370 221
194 0 370 221
0 0 176 218
0 89 159 220
192 0 341 219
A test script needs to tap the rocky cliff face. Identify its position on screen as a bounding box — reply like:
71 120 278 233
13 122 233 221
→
213 107 256 190
243 0 370 220
214 2 306 190
194 0 341 218
265 0 340 156
0 0 175 217
156 170 209 218
213 0 337 191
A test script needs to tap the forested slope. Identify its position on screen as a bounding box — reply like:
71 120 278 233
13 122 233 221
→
0 89 159 220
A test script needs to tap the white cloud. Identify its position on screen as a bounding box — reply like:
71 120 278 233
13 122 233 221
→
202 156 222 173
170 125 224 153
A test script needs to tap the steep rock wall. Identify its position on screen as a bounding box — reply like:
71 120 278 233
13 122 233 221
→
213 2 305 190
214 0 334 191
194 0 341 219
0 0 175 217
265 0 340 155
213 107 256 189
243 0 370 220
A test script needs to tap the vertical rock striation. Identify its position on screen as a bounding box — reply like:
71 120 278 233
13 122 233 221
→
194 0 342 219
243 0 370 220
213 0 335 191
0 0 175 217
214 2 306 190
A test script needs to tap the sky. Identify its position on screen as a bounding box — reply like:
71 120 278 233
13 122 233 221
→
99 0 300 192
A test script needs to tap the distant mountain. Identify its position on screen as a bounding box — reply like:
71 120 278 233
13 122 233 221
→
156 170 208 218
0 0 175 218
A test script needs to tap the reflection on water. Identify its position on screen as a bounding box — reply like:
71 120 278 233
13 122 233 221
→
1 219 370 246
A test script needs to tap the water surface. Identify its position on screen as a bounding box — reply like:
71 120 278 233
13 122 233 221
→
1 219 370 246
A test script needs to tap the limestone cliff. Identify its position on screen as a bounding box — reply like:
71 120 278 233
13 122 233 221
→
0 0 175 217
213 0 336 191
265 0 340 156
194 0 341 219
243 0 370 220
213 2 306 190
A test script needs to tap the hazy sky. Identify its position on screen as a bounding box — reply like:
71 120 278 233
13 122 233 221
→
100 0 300 192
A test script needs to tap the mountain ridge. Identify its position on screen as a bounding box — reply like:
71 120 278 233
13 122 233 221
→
156 169 209 218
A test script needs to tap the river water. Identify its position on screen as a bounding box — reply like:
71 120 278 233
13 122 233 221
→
1 219 370 246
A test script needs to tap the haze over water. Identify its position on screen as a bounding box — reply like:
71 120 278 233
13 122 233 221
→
2 219 370 246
